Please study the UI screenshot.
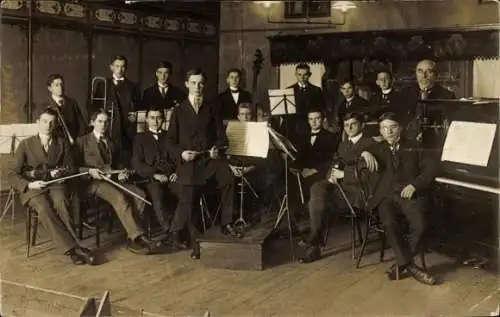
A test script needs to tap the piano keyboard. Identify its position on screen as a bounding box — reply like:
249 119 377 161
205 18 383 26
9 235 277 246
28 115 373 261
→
435 177 500 195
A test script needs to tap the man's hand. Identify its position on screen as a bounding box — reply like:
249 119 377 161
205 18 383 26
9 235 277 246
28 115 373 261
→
49 168 64 179
361 151 378 172
181 150 198 162
28 180 48 190
400 184 416 199
168 173 178 183
153 173 169 184
118 171 129 182
301 168 318 178
88 168 102 180
208 146 219 160
331 168 344 179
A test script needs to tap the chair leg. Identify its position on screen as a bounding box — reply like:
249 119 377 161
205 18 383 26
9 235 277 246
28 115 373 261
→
355 218 363 246
395 263 400 280
379 232 386 263
26 208 32 258
31 215 38 246
355 217 370 268
350 217 356 260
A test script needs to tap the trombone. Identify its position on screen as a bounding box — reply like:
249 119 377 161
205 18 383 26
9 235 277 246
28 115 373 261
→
91 76 115 135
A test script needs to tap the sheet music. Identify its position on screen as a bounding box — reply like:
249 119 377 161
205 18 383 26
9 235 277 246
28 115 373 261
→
441 121 497 167
0 124 38 153
268 88 296 116
136 110 147 133
226 121 269 158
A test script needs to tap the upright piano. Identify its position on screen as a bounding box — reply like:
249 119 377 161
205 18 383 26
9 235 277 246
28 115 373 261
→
422 99 499 270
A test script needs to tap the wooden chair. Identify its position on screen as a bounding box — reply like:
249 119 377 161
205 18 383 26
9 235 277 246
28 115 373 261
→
78 196 115 248
25 206 39 257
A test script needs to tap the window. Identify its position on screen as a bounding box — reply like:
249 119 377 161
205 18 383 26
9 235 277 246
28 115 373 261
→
284 0 332 19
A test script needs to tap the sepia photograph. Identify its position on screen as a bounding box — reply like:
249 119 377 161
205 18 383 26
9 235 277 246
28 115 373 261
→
0 0 499 316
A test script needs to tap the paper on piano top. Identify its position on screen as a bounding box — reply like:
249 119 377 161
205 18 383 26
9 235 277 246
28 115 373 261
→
441 121 497 167
268 88 296 116
226 121 269 158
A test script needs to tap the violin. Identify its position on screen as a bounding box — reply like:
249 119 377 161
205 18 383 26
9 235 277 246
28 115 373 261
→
22 164 70 181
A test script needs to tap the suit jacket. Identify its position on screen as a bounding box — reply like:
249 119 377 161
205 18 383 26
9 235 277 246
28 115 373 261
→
286 82 325 115
366 138 438 210
368 89 403 119
141 84 186 111
166 98 229 185
335 95 369 122
132 131 176 178
294 129 338 176
216 88 252 120
38 96 89 141
76 132 124 172
8 135 74 205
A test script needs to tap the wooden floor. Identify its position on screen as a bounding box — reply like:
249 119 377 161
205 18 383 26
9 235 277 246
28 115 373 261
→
0 209 499 317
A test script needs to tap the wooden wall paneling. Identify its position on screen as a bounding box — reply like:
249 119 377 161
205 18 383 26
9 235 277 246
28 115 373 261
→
91 34 141 87
1 25 28 124
184 42 218 99
141 38 185 90
32 27 89 118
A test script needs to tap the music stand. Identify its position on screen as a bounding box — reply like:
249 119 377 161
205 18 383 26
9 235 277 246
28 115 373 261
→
0 123 38 226
268 126 298 261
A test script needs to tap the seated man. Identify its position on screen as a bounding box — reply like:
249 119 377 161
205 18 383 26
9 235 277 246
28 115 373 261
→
77 109 158 255
8 109 96 265
132 106 177 236
364 112 438 285
300 112 377 263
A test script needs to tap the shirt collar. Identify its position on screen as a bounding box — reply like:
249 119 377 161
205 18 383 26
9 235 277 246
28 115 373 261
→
188 94 203 106
38 133 52 146
52 95 64 104
346 96 355 102
158 82 168 89
382 88 392 94
349 133 363 144
149 128 162 134
113 75 125 81
298 83 307 89
93 130 104 141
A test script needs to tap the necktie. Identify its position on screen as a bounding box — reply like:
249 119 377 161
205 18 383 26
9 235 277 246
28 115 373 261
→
230 89 239 94
42 140 50 152
193 97 202 112
420 89 429 100
390 144 399 169
382 94 388 101
160 87 166 97
310 132 319 145
346 100 352 108
98 137 110 163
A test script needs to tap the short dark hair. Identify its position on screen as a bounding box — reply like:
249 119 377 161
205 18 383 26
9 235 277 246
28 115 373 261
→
238 102 252 111
90 108 109 122
226 68 242 77
296 63 310 73
378 111 401 124
307 108 324 117
343 112 364 123
339 77 354 87
38 107 58 119
47 73 64 87
146 106 164 117
110 55 128 67
157 61 172 70
376 69 393 80
185 68 207 82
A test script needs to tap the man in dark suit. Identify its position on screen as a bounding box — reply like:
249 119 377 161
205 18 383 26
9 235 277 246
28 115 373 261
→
8 109 96 265
369 70 402 119
335 78 369 125
284 63 325 143
300 112 376 263
77 109 158 255
364 112 438 285
37 74 88 144
92 55 141 162
399 59 456 139
132 106 178 235
216 68 252 121
141 61 187 111
166 68 242 259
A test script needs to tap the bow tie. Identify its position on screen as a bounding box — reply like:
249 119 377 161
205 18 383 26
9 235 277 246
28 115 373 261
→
230 89 239 93
311 132 320 137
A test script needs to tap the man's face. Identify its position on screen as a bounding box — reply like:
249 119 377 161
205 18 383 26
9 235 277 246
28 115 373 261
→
344 118 362 138
295 68 310 85
340 82 354 99
237 108 252 122
380 119 401 145
226 71 240 88
147 110 164 131
38 113 56 136
156 67 171 85
376 72 392 90
48 78 64 97
110 59 126 78
185 74 205 97
308 112 323 131
92 113 110 135
416 60 437 90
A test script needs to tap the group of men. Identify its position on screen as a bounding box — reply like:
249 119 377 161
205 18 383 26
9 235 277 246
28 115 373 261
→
9 54 453 286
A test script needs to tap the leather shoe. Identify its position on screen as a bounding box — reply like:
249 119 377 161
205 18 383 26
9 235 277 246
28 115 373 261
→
127 235 158 255
407 263 437 285
222 224 243 239
163 232 188 250
66 249 85 265
386 263 407 281
74 247 97 265
299 245 321 264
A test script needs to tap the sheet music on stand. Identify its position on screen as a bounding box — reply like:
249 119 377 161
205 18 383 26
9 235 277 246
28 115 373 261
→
226 121 270 158
269 88 296 116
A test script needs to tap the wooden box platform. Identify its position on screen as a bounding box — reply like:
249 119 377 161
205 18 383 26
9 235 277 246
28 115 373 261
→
197 220 276 271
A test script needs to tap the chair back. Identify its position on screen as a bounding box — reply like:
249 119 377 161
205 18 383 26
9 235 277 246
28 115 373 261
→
354 159 373 210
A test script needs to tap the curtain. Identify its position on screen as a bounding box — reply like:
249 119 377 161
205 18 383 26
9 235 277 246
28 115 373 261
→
473 58 500 98
279 62 326 89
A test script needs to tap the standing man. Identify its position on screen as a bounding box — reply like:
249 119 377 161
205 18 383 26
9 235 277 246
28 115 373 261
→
92 55 141 161
369 70 401 119
167 68 242 260
141 61 187 111
38 74 88 143
216 68 252 121
335 78 369 126
364 112 438 285
8 109 96 265
132 106 178 236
